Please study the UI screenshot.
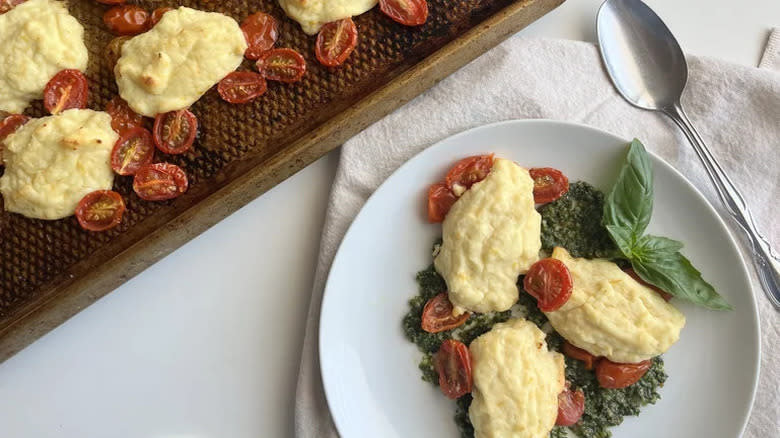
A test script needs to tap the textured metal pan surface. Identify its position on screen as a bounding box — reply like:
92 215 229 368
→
0 0 564 359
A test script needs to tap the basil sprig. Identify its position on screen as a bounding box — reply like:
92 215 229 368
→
603 139 731 310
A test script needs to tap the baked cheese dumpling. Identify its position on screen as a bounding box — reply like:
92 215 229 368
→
469 318 565 438
278 0 378 35
545 247 686 363
0 109 117 220
115 7 247 117
0 0 89 114
434 158 542 314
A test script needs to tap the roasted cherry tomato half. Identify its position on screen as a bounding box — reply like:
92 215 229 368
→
150 6 173 26
43 69 89 115
0 114 30 162
315 18 358 67
434 339 472 399
153 109 198 155
427 182 458 223
75 190 126 232
133 162 188 201
0 0 26 14
523 258 573 312
421 293 470 333
256 48 306 83
111 127 155 176
562 341 598 370
103 5 149 36
529 167 569 204
379 0 428 26
556 383 585 426
241 12 279 60
0 114 29 143
624 267 673 301
218 71 267 104
596 359 652 389
104 36 131 72
106 96 144 133
445 154 494 194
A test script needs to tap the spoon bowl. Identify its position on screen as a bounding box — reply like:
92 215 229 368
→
597 0 687 110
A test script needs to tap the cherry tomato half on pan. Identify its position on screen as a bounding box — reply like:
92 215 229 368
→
556 383 585 426
379 0 428 26
111 127 155 176
218 72 267 104
421 293 469 333
257 48 306 83
523 258 573 312
106 96 144 133
153 109 198 154
150 7 172 26
133 162 188 201
75 190 126 232
0 114 30 162
0 114 30 144
315 18 358 67
529 167 569 204
0 0 26 14
427 182 457 222
103 5 149 36
434 339 472 399
43 70 89 115
596 359 652 389
104 36 131 72
445 154 494 194
241 12 279 60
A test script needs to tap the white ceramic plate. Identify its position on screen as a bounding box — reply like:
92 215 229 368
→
319 120 760 438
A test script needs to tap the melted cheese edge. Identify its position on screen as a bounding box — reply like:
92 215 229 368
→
278 0 378 35
545 247 686 363
469 318 565 438
0 0 89 113
434 158 541 314
0 109 117 220
115 7 247 117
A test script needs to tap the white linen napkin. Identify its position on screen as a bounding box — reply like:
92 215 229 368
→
295 32 780 438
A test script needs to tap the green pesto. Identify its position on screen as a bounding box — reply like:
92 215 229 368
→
566 356 666 438
523 289 668 438
454 394 474 438
403 250 667 438
539 181 619 259
402 264 511 384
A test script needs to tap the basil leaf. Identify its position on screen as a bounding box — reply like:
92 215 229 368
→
634 234 684 255
631 235 732 310
602 139 731 311
603 139 654 243
605 224 635 258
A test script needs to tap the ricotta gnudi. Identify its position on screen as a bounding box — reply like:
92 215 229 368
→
115 7 247 117
278 0 378 35
469 318 565 438
545 247 686 363
0 0 89 114
0 109 117 220
434 158 542 315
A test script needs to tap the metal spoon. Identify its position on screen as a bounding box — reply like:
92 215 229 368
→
596 0 780 309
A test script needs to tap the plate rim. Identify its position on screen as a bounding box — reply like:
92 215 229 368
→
318 118 761 437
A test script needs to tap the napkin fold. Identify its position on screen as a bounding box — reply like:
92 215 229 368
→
760 28 780 70
296 31 780 438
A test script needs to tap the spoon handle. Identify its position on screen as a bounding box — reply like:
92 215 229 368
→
664 101 780 309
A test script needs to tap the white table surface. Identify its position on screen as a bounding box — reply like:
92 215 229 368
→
1 1 777 437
